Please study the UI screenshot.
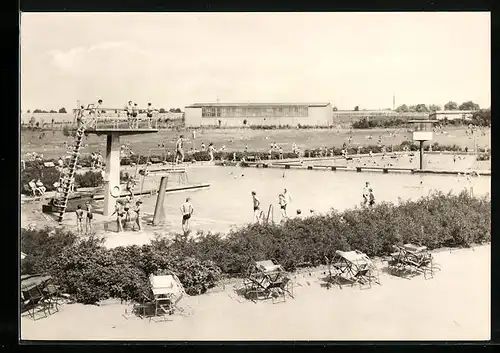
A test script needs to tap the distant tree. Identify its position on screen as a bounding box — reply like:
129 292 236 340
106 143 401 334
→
332 106 338 111
354 106 359 111
459 101 480 111
27 110 31 113
428 104 441 112
58 107 67 113
29 116 36 127
33 109 42 113
49 110 57 113
395 104 409 113
415 104 428 113
159 108 166 113
408 105 416 112
471 109 491 126
169 108 176 113
174 108 182 113
444 101 458 111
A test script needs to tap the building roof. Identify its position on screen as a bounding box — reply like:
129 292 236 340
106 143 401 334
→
185 102 331 108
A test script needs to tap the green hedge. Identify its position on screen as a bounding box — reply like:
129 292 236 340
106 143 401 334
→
21 191 490 304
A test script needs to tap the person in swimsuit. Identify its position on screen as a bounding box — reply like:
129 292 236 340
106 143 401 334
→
85 201 93 234
75 205 84 235
368 188 375 207
208 143 215 162
278 188 291 220
362 182 370 206
134 200 143 231
251 191 261 223
175 135 185 165
124 196 132 222
180 197 194 235
111 200 125 233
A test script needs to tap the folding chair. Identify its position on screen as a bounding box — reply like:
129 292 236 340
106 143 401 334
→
28 181 45 197
244 259 294 303
388 244 439 279
21 275 53 320
325 250 380 289
149 273 187 319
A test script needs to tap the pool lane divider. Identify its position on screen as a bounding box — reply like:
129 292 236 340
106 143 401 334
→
221 161 489 176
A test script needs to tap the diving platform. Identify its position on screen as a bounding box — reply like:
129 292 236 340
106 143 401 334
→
76 108 162 216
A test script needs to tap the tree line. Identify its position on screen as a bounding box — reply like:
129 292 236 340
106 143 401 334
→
394 100 481 113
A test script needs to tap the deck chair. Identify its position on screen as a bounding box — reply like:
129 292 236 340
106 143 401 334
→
388 244 438 279
149 273 187 318
21 275 53 320
28 181 45 197
325 250 380 289
244 260 294 303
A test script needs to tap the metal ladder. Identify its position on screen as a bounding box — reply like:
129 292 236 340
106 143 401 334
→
53 110 89 222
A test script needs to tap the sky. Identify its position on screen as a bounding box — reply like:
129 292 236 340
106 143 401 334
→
20 12 490 111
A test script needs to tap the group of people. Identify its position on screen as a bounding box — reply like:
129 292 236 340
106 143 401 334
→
250 189 321 224
75 201 94 235
111 195 143 232
75 99 158 130
124 101 157 128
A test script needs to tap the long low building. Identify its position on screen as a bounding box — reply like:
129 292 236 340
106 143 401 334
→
184 102 333 127
428 110 475 121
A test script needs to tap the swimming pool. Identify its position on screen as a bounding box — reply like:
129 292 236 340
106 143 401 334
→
132 165 490 235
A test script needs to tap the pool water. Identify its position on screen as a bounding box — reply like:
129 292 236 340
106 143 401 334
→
132 165 490 235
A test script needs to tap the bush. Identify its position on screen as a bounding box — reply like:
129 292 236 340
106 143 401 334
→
21 226 79 275
74 170 104 188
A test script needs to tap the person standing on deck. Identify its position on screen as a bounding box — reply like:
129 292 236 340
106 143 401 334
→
126 101 133 127
132 103 139 128
251 191 261 223
111 200 125 233
85 201 93 234
75 205 84 235
146 103 154 128
208 142 215 162
175 135 185 164
134 200 143 231
180 197 194 235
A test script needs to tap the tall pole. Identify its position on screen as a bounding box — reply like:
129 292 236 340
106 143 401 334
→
419 140 424 170
152 175 169 225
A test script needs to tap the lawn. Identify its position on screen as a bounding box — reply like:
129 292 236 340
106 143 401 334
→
21 126 491 160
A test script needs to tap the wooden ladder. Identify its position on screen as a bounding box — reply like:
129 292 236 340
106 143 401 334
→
53 112 89 222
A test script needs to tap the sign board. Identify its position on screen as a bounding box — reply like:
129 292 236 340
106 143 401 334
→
413 131 433 141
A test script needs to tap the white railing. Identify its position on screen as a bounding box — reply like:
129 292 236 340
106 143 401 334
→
74 107 160 130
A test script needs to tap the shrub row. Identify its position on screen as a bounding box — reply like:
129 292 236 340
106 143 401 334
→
21 191 490 304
